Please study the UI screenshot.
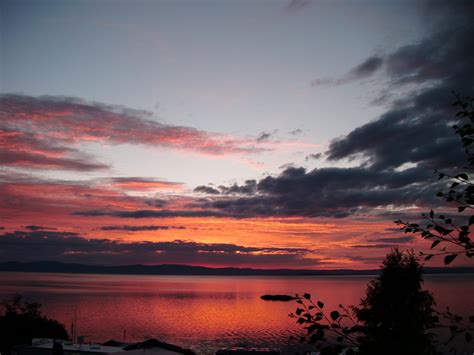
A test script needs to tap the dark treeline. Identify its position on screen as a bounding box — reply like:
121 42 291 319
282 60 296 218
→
0 261 473 276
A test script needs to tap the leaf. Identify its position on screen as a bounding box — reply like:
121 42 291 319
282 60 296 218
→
307 323 322 334
459 206 467 212
444 254 458 265
330 310 340 321
303 293 311 300
431 240 441 249
317 301 324 309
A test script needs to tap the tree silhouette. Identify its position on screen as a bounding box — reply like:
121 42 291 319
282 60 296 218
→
354 249 438 355
286 249 438 354
0 294 68 355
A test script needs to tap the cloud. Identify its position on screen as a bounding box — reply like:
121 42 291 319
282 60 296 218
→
0 230 320 268
187 165 443 219
284 0 311 13
289 129 303 136
24 225 54 231
0 94 273 171
0 127 108 171
305 153 322 161
105 177 184 191
351 244 397 249
73 209 227 219
194 185 221 195
367 236 414 243
312 1 473 92
256 132 272 143
219 180 258 195
70 160 446 220
0 173 150 220
100 225 186 231
349 56 384 79
194 181 258 196
183 0 469 220
323 2 472 175
311 56 383 87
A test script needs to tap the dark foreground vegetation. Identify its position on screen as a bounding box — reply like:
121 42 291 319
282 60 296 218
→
0 294 68 355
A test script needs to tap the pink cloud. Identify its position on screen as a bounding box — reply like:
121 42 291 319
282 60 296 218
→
0 94 275 172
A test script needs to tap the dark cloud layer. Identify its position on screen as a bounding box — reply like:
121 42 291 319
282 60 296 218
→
76 162 445 220
24 225 53 231
73 209 227 219
0 230 318 267
190 166 443 218
367 236 414 244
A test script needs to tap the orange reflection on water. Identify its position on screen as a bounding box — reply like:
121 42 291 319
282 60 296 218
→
2 272 473 350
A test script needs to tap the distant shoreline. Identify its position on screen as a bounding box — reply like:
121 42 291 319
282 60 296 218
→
1 261 473 276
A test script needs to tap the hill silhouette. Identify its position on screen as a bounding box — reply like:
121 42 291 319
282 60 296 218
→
0 261 473 276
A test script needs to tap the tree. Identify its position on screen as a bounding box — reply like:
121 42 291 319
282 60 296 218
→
354 249 438 355
287 250 438 355
396 94 474 264
0 294 69 355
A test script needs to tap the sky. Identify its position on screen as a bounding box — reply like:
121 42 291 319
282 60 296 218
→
0 0 473 269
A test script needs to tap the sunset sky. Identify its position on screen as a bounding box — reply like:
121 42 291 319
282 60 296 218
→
1 0 473 269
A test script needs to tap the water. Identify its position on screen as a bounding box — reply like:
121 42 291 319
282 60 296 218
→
1 272 473 351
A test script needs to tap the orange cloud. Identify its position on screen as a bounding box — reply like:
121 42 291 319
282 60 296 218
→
106 177 184 191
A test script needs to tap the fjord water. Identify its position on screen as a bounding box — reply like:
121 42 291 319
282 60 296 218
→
1 272 473 350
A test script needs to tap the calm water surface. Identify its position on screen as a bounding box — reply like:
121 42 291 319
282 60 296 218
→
1 272 473 351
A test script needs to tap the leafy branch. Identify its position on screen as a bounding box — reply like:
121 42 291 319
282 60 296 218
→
289 293 361 354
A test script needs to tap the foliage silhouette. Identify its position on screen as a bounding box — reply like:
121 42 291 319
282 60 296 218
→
0 294 68 355
354 249 438 355
396 94 474 264
287 249 438 355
